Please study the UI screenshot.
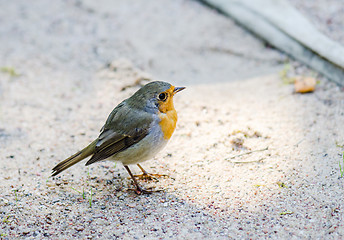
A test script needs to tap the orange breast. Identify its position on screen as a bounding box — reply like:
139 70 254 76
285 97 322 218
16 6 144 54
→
159 109 178 140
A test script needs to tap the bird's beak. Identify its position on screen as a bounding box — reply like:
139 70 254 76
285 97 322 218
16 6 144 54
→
173 86 186 94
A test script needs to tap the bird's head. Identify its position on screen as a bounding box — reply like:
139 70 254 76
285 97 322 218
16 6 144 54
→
127 81 185 113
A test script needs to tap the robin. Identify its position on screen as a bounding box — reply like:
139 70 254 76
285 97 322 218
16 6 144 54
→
52 81 185 194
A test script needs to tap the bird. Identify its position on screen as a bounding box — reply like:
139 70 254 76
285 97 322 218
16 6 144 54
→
52 81 185 194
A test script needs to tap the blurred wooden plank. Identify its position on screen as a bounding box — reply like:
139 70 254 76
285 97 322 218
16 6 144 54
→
199 0 344 85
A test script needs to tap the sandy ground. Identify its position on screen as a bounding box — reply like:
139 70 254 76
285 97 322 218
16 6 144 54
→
1 0 344 239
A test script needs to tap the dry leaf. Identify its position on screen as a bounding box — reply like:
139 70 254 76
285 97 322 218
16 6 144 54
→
294 77 316 93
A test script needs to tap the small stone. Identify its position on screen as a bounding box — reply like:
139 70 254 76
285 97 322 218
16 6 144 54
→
75 226 84 231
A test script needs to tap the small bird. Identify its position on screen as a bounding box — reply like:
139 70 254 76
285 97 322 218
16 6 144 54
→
52 81 185 194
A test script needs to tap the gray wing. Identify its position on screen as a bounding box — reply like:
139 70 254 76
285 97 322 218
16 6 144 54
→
85 101 153 165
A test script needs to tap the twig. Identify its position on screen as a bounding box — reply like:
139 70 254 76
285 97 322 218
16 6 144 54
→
225 147 269 162
294 138 304 147
203 47 284 64
230 157 266 164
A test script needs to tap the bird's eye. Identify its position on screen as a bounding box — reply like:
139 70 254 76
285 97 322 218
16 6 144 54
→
158 92 167 101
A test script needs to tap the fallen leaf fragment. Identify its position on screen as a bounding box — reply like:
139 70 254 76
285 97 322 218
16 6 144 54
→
280 210 293 215
277 181 288 188
294 77 316 93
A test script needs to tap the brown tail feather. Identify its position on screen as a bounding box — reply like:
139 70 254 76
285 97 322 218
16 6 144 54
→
51 140 97 176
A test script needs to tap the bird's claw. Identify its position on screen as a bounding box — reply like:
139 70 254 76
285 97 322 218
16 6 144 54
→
133 173 169 181
127 187 164 195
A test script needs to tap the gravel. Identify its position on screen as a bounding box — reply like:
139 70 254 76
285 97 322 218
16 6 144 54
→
1 0 344 239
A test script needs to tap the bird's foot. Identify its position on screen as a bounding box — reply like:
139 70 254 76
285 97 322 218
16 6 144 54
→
133 173 169 181
128 186 164 195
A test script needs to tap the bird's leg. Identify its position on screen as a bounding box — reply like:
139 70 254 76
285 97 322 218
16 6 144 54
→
124 165 158 195
133 164 169 181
